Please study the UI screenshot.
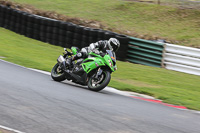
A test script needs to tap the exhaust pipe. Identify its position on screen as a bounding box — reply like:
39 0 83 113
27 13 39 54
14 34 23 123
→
57 55 66 70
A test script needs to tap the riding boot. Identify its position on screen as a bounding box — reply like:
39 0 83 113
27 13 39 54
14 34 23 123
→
66 54 80 67
66 57 72 67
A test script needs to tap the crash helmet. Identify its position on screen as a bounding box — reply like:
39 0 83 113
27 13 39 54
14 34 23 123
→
108 38 120 52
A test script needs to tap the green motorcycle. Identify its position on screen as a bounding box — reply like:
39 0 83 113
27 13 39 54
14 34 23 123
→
51 47 117 92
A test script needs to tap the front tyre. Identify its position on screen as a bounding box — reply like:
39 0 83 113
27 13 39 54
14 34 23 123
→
51 63 66 82
88 70 111 92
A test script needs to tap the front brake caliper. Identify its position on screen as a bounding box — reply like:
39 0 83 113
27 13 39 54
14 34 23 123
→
94 68 103 80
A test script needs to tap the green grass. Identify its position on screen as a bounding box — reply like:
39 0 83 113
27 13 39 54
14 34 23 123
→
0 28 63 71
109 61 200 110
1 27 200 110
10 0 200 47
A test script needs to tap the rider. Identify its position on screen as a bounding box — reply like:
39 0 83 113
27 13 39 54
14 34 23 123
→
66 38 120 67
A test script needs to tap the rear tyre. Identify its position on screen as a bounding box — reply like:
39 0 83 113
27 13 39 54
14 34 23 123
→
51 63 66 82
88 70 111 92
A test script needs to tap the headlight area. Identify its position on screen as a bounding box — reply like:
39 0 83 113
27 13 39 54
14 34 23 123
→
108 60 113 67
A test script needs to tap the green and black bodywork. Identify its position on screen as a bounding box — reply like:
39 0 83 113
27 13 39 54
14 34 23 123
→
51 47 117 91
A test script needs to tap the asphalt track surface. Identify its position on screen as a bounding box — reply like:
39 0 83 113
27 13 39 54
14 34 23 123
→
0 60 200 133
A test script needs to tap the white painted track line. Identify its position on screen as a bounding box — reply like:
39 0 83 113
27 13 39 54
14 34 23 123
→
0 125 25 133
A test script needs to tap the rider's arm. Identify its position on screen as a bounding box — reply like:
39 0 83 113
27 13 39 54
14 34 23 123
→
89 40 107 51
88 42 98 51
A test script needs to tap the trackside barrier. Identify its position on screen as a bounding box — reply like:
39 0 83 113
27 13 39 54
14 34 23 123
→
164 43 200 76
0 5 129 61
165 43 200 58
127 37 164 67
1 4 200 76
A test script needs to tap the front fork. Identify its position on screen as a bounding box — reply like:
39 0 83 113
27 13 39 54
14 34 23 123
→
94 68 103 80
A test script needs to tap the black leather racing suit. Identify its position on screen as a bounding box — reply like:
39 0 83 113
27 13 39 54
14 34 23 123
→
71 40 112 61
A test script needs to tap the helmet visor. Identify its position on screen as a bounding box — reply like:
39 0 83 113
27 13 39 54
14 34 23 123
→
110 42 119 52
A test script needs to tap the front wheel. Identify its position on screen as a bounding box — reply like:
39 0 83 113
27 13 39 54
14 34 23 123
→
51 63 66 82
88 70 111 92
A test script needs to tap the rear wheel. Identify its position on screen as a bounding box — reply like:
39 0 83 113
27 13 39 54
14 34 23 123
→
88 70 111 92
51 63 66 82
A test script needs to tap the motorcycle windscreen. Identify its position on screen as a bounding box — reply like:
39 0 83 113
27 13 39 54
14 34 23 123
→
106 50 116 65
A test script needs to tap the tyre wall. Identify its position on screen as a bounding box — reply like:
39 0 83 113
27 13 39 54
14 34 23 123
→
2 4 199 76
0 5 129 61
